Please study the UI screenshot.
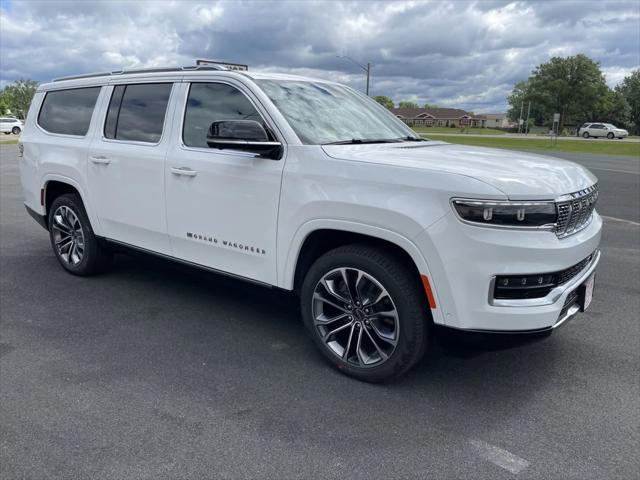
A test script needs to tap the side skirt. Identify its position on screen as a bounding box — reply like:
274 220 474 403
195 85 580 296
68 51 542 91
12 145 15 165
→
101 237 278 290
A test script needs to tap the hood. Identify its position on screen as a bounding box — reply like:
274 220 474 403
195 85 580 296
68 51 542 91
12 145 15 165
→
322 141 598 200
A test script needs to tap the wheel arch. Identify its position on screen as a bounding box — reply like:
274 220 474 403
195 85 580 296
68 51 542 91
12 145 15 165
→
42 175 103 235
283 220 440 318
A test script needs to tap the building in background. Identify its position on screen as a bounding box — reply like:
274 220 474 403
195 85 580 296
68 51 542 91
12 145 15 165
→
483 113 515 128
390 107 487 128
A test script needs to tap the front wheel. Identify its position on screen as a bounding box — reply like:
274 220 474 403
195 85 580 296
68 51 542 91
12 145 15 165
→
300 245 429 382
582 132 589 138
607 132 614 139
11 126 21 135
48 193 111 275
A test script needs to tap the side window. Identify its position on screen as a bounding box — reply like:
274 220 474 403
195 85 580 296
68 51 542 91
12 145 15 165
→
38 87 101 136
104 83 172 143
183 83 264 148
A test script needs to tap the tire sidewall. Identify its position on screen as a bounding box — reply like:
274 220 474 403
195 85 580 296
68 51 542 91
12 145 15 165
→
582 132 589 138
301 249 427 382
12 127 20 135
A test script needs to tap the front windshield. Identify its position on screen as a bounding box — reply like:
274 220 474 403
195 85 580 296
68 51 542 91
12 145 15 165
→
256 79 419 145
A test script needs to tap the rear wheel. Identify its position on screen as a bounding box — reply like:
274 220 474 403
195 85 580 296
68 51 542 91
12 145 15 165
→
11 126 21 135
300 244 429 382
582 131 589 138
48 193 111 275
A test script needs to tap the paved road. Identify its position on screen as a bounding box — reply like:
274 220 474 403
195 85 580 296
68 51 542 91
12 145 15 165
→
1 145 638 479
423 132 640 142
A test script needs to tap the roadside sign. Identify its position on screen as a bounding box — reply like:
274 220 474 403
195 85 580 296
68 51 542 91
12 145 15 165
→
553 113 560 122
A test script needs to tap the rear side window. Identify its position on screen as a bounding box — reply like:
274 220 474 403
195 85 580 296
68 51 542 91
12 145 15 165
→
104 83 172 143
183 83 263 148
38 87 101 136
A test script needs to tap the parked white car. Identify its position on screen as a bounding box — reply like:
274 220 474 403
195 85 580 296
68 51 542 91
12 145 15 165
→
18 65 601 381
578 122 628 139
0 117 24 135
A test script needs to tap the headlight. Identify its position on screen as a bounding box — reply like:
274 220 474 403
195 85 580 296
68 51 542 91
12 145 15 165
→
452 199 557 228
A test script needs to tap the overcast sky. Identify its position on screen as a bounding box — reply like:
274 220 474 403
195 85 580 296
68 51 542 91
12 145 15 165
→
1 0 638 112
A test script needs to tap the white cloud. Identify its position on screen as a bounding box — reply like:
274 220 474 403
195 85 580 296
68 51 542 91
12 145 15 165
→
0 0 638 112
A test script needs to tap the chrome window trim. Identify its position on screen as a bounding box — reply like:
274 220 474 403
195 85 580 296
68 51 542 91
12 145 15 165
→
488 249 600 307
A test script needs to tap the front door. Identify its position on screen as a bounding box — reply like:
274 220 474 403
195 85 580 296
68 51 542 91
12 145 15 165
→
165 81 285 285
87 82 176 255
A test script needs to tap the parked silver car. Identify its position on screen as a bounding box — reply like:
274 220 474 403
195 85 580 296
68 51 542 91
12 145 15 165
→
578 123 628 139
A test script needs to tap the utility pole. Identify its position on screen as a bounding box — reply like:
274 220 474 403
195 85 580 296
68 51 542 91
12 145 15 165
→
337 55 371 95
365 62 370 96
518 100 524 134
524 101 531 135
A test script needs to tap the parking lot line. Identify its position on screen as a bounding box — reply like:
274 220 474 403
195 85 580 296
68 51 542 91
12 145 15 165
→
469 439 531 474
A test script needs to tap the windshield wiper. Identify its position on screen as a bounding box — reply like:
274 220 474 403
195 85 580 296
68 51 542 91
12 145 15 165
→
398 136 426 142
323 138 403 145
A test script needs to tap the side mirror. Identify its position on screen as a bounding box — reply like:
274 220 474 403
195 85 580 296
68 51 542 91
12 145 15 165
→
206 120 283 159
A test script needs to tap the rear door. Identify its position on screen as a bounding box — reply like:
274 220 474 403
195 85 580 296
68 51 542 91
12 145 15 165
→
589 124 605 137
87 81 177 254
164 80 285 285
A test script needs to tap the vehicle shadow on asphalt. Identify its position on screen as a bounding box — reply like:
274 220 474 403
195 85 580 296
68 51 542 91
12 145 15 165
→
107 249 559 390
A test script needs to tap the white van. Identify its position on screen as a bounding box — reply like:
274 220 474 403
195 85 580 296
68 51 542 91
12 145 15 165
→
19 64 601 381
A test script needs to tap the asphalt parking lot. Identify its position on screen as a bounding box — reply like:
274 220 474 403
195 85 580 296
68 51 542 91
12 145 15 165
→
1 144 638 479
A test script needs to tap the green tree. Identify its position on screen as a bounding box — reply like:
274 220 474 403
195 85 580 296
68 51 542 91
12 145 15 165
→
398 100 418 109
0 95 9 115
507 54 610 130
423 103 439 109
373 95 394 109
616 69 640 134
1 79 39 118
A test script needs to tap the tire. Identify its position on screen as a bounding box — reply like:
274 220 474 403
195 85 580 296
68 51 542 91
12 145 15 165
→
300 244 429 382
607 132 614 139
3 132 9 135
582 132 589 138
48 193 111 275
11 126 21 135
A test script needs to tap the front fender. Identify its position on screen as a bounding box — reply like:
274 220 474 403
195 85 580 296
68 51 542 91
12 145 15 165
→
279 218 446 325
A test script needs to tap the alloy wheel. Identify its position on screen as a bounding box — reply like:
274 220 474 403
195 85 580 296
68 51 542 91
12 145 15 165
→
51 206 85 265
312 267 399 368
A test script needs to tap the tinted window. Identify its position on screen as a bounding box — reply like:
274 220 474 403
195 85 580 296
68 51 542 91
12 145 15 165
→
38 87 101 136
183 83 263 148
104 83 172 143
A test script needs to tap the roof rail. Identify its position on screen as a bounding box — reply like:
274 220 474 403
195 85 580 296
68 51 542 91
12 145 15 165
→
52 64 230 82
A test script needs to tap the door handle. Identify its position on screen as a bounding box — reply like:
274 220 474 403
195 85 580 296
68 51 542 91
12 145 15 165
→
90 155 111 165
170 167 198 177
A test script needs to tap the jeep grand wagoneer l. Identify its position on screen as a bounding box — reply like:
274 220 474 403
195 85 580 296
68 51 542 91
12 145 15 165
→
19 64 601 381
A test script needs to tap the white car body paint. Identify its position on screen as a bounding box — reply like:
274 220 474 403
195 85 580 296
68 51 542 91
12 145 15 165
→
19 68 602 332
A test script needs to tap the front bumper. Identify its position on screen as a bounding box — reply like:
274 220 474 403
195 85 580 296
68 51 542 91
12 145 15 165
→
415 210 602 332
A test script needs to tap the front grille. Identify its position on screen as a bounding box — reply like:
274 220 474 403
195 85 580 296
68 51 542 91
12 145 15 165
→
493 251 595 300
555 184 598 238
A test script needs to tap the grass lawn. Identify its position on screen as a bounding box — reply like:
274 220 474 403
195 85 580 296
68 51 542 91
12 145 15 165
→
0 139 18 145
413 126 506 135
424 134 640 157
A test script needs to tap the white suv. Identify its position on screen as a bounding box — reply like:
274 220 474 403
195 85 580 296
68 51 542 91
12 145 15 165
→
1 117 24 135
19 65 602 381
578 122 628 139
